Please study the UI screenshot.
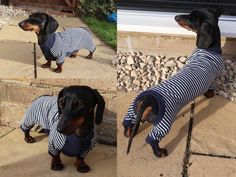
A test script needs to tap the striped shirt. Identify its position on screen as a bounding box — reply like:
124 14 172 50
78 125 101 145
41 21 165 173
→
123 48 224 144
20 96 96 158
40 28 96 64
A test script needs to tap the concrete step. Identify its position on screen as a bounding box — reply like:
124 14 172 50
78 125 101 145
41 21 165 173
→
118 31 236 56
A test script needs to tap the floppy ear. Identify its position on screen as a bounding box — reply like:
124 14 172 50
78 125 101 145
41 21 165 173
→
45 15 59 34
93 89 105 125
196 22 213 48
57 87 67 115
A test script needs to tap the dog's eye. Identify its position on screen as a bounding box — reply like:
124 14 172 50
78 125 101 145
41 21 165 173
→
59 99 65 108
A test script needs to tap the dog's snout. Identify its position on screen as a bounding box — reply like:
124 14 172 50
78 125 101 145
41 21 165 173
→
175 15 181 22
57 120 65 133
18 21 24 28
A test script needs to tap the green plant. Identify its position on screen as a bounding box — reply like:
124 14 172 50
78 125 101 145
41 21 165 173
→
77 0 116 20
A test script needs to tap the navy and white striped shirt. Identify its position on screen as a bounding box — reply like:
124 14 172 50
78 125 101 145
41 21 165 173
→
40 28 96 64
20 96 96 158
123 48 224 144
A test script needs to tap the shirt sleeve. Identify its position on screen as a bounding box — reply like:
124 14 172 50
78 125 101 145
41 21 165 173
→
123 100 137 128
48 125 66 156
50 44 66 64
146 116 172 144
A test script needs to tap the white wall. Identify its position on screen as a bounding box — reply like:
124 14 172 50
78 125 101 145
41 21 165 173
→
118 9 236 38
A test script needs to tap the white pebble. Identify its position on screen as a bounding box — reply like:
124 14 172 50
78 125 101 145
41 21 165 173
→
127 56 134 65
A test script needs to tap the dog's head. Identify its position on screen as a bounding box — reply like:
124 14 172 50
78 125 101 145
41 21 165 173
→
175 8 224 48
56 86 105 135
18 12 59 35
127 95 159 154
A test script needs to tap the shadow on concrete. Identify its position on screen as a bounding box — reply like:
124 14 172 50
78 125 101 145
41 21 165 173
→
222 37 236 56
165 96 228 154
0 146 116 177
0 40 34 65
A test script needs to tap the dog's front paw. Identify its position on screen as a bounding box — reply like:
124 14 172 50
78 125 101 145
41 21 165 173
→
147 138 168 158
41 63 51 68
24 136 35 143
75 159 91 173
53 67 62 73
85 53 93 59
51 158 64 171
122 123 132 137
153 147 168 158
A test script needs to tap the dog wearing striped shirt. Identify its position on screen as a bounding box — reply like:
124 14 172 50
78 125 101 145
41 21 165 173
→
123 8 224 157
19 12 96 73
20 86 105 172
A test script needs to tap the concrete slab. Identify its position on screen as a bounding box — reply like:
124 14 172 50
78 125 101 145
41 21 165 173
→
0 126 14 137
0 22 36 43
191 96 236 156
0 129 117 177
188 155 236 177
117 91 190 177
0 41 34 78
0 102 27 127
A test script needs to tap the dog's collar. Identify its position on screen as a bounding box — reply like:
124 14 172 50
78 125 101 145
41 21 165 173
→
40 33 57 60
207 46 222 55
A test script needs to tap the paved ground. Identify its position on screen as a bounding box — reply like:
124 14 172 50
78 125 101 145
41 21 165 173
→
0 128 117 177
0 16 116 87
117 91 236 177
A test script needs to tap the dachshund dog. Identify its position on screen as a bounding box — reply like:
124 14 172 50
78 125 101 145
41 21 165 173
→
19 12 96 73
123 8 224 157
20 86 105 172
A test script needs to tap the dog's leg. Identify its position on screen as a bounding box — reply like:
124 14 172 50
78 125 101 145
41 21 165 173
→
53 63 62 73
204 89 215 98
51 154 64 171
122 122 132 137
85 51 93 59
41 60 52 68
23 130 36 143
75 156 91 173
70 51 79 58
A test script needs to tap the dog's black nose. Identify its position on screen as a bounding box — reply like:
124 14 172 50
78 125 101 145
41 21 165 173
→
175 15 181 22
56 126 64 134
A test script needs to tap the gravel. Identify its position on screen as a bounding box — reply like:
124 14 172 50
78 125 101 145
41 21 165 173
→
0 5 28 29
117 51 236 102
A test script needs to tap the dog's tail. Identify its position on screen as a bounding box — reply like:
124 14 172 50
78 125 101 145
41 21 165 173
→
127 99 148 154
93 89 105 125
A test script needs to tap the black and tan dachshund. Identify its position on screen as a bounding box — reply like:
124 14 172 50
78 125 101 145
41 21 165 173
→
123 8 224 158
21 86 105 172
19 12 96 73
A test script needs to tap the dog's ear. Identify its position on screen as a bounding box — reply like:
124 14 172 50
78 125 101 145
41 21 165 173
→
58 87 67 115
45 15 59 34
213 8 224 18
93 89 105 125
196 22 213 48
